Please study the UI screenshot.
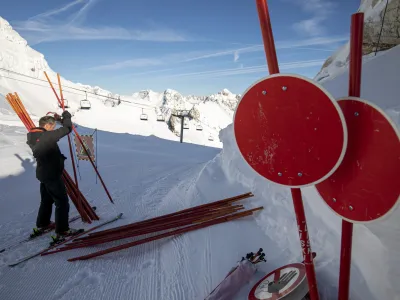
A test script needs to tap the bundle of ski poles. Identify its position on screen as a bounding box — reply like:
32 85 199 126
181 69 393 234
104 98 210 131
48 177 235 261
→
5 92 99 223
205 248 267 300
39 192 263 261
242 247 267 264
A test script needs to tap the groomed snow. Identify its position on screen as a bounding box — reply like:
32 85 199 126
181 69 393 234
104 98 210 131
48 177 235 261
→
1 5 400 300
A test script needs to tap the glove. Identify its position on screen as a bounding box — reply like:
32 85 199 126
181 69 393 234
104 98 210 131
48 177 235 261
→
53 113 62 122
62 110 72 119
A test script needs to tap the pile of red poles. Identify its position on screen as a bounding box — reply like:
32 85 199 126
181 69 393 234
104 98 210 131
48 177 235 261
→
40 192 262 261
5 92 100 222
5 92 99 222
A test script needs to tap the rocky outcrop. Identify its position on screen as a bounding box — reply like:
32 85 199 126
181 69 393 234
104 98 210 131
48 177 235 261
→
315 0 400 82
363 0 400 54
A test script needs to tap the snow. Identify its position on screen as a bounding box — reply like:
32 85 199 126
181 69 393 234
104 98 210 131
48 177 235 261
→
1 6 400 300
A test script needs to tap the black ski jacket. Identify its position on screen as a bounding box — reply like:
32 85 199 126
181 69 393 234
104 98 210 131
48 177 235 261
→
27 113 72 182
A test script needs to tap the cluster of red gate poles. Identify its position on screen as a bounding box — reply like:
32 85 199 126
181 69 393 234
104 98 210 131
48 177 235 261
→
4 70 114 223
40 192 261 261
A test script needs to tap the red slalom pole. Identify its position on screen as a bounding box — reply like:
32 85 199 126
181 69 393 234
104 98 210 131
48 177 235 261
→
255 1 319 298
56 74 84 220
255 0 280 74
291 189 319 299
337 12 364 300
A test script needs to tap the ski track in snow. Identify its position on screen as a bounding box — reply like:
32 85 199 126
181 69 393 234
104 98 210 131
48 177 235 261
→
0 137 220 300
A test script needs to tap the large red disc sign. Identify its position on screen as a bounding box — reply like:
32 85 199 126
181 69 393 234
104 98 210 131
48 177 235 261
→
234 74 347 187
248 263 308 300
316 97 400 223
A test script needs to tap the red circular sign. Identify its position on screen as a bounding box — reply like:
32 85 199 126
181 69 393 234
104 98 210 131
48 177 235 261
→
234 74 347 187
316 97 400 223
248 263 307 300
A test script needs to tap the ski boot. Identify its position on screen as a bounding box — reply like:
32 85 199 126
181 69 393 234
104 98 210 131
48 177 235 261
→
50 228 84 246
30 222 56 238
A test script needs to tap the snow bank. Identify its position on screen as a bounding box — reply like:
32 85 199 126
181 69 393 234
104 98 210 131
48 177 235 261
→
212 45 400 299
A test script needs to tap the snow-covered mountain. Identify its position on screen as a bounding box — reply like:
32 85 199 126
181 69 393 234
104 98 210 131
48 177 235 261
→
315 0 400 83
0 16 239 148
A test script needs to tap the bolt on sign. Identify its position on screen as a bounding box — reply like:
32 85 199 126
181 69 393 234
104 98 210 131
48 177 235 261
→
74 135 95 161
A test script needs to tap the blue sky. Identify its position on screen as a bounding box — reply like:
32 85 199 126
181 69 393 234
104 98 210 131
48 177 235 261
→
2 0 360 95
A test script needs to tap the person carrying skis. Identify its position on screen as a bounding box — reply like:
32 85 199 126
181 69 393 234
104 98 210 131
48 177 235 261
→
26 110 78 239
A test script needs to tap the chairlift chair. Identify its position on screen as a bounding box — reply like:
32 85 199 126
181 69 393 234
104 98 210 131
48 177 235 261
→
208 135 214 141
157 115 165 122
80 100 91 109
183 121 189 129
196 124 203 131
80 92 91 109
140 108 148 121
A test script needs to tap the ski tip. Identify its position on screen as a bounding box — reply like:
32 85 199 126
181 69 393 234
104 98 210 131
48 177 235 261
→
117 213 123 218
0 249 5 253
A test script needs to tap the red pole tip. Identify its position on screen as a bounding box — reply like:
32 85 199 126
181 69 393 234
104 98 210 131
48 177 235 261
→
255 0 280 74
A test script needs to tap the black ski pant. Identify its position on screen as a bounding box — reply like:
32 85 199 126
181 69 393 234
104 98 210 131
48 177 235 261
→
36 177 70 234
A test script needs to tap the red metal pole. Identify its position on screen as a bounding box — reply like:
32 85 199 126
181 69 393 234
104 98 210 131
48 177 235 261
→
338 12 364 300
86 192 252 238
67 207 263 261
56 74 84 220
63 172 92 223
348 13 364 98
73 130 114 203
255 1 319 298
291 189 319 299
255 0 280 74
61 206 242 249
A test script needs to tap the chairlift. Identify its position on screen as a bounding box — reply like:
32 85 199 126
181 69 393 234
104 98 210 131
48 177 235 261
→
183 120 189 129
140 108 148 121
80 100 91 109
196 124 203 131
157 115 165 122
59 99 69 108
80 92 91 109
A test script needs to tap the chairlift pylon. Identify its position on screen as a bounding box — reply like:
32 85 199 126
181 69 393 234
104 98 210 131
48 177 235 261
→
140 108 148 121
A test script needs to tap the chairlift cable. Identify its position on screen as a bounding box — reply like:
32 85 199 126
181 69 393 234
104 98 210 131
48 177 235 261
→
0 68 154 109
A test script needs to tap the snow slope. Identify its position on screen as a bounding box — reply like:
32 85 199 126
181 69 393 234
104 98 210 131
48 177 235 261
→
0 17 239 148
0 44 398 300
